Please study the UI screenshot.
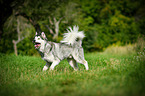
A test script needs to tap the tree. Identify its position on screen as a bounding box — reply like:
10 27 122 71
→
15 12 42 34
8 15 31 56
1 0 145 55
12 18 25 56
0 0 24 39
43 1 79 41
45 16 63 40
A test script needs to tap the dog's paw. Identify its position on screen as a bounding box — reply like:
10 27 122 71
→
43 66 48 71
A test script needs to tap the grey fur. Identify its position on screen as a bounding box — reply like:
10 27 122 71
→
33 31 89 71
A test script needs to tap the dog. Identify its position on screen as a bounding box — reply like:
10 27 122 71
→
33 25 89 71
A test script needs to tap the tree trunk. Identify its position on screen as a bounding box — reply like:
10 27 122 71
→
12 40 18 56
12 18 25 56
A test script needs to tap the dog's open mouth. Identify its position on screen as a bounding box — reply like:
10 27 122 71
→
35 43 41 49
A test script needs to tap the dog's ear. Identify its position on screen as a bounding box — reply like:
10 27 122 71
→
35 32 38 35
41 32 46 39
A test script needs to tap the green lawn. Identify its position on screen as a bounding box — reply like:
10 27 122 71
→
0 52 145 96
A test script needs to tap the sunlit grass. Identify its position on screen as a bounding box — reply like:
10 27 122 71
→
0 49 145 96
104 44 136 56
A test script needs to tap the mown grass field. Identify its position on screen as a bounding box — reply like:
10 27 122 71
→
0 50 145 96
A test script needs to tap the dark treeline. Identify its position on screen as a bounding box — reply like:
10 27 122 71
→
0 0 145 55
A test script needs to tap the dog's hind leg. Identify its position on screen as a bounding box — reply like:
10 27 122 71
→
72 48 89 70
75 59 89 70
43 62 51 71
67 58 79 71
49 60 60 70
81 60 89 70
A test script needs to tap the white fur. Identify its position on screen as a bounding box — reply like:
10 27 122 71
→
43 65 48 71
34 36 46 52
41 32 46 39
61 25 85 45
35 32 38 35
34 26 89 71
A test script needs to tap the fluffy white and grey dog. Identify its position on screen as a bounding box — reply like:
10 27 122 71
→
33 25 89 71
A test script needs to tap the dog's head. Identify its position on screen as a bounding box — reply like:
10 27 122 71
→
33 32 47 49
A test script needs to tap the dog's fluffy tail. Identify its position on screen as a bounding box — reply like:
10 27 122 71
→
61 25 85 46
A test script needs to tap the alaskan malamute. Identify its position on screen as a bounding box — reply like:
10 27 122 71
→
33 25 89 71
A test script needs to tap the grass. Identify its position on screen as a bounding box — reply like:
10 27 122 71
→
104 44 135 56
0 50 145 96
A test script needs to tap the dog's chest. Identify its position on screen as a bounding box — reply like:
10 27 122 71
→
42 52 55 62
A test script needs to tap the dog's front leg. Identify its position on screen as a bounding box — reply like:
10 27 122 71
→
49 60 60 70
43 62 51 71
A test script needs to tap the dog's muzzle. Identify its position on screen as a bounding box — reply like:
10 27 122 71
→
35 43 41 49
32 40 35 43
33 40 41 49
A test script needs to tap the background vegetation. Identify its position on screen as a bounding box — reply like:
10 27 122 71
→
0 0 145 96
0 0 145 55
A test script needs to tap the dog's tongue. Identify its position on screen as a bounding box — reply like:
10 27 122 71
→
35 45 37 47
35 44 40 48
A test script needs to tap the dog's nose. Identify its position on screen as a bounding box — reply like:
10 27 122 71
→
32 40 35 43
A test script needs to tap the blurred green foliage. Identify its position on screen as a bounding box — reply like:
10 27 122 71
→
0 0 145 55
